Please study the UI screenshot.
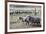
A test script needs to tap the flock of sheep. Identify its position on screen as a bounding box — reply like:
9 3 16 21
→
19 15 41 27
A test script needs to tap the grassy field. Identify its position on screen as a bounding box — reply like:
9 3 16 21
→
10 13 41 29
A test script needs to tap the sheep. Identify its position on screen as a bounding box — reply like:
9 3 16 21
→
19 16 41 26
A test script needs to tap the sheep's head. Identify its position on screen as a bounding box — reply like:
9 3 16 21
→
19 17 23 20
19 17 26 22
